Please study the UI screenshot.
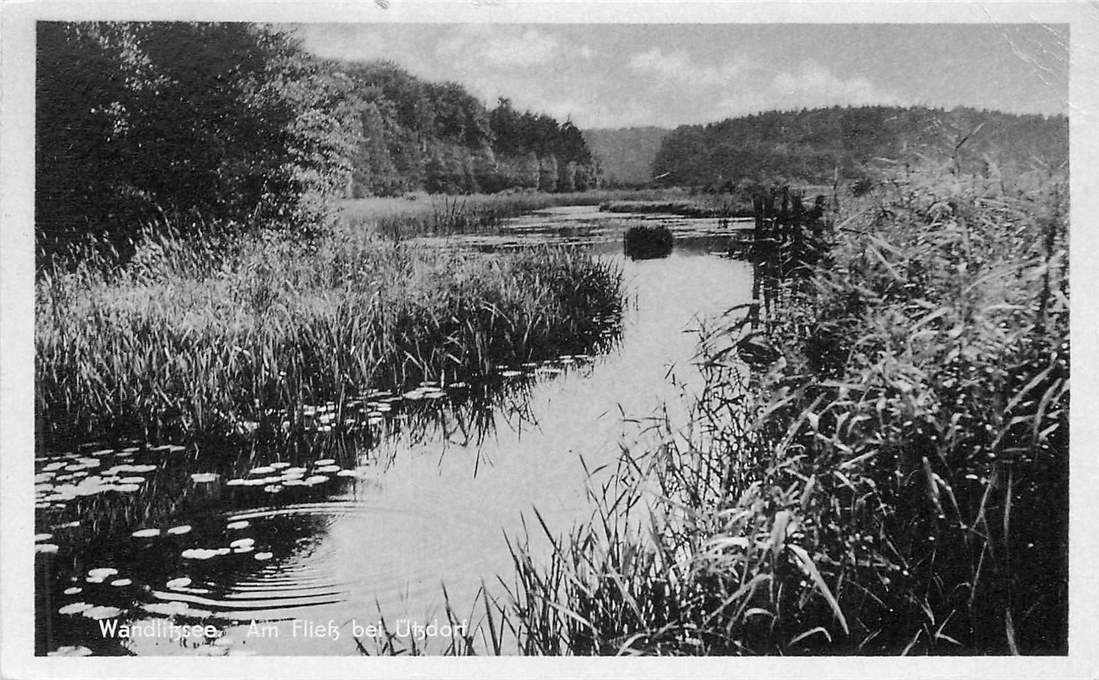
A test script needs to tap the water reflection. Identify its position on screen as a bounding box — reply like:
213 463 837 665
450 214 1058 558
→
35 208 755 656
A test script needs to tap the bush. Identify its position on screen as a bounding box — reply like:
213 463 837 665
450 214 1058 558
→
36 22 357 261
623 225 674 260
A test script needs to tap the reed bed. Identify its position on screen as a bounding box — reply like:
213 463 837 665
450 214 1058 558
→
35 217 623 447
340 189 699 240
502 165 1069 655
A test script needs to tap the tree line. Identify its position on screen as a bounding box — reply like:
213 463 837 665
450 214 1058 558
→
35 22 602 258
341 60 599 197
651 105 1069 191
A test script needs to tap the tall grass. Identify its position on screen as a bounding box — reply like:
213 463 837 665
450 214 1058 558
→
502 164 1068 655
340 189 706 240
35 215 623 447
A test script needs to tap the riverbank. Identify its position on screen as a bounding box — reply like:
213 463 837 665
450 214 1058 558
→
35 208 623 448
505 167 1069 654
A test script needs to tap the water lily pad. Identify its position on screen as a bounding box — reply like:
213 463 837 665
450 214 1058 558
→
314 458 336 466
35 533 54 542
194 645 230 656
165 577 192 590
253 552 273 561
115 464 157 473
167 525 192 536
82 605 122 620
88 567 118 579
226 520 249 530
190 473 220 483
132 528 160 538
35 543 59 554
315 465 341 474
48 645 93 657
63 586 82 595
263 484 283 493
110 578 133 587
143 600 189 616
248 466 275 475
111 483 142 493
304 475 328 486
182 548 220 560
229 538 255 549
232 545 254 554
226 478 247 486
269 462 290 470
58 602 92 615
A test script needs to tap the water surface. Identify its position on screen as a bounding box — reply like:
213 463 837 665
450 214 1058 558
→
35 206 754 656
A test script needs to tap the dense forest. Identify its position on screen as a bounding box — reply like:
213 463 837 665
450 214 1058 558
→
35 22 601 257
652 106 1069 189
582 127 668 186
340 61 600 197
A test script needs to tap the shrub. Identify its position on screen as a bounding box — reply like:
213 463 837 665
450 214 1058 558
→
623 225 674 260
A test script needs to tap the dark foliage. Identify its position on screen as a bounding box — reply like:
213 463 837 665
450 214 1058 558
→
623 225 673 260
36 22 357 261
336 63 602 197
653 106 1068 189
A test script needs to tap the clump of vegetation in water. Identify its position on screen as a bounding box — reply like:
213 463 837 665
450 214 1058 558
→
501 163 1068 655
623 225 674 260
35 215 623 447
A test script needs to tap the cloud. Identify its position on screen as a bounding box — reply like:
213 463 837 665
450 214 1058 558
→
769 61 900 107
628 48 746 88
437 27 565 69
700 60 902 123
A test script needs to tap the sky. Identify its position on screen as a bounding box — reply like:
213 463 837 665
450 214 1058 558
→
293 23 1068 130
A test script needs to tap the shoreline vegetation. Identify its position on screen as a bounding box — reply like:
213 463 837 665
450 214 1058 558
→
35 209 624 447
501 164 1068 655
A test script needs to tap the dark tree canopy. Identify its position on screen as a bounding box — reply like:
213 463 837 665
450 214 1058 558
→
651 105 1069 189
36 22 357 257
337 71 602 197
36 22 604 259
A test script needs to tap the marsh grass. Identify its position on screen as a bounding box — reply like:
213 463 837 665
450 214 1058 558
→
500 165 1069 655
340 189 710 240
35 209 623 448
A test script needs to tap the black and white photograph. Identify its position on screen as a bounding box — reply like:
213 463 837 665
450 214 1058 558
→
1 1 1096 677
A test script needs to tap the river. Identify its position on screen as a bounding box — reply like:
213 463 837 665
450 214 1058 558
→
34 206 755 656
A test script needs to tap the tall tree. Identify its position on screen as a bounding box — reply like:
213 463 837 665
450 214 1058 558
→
36 22 357 257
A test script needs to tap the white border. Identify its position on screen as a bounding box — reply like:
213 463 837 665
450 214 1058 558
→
2 2 1097 678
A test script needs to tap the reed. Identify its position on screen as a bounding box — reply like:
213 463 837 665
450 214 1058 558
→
340 189 710 240
502 163 1069 655
35 215 623 448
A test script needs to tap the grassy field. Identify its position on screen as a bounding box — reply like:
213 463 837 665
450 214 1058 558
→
35 207 623 447
501 165 1069 655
